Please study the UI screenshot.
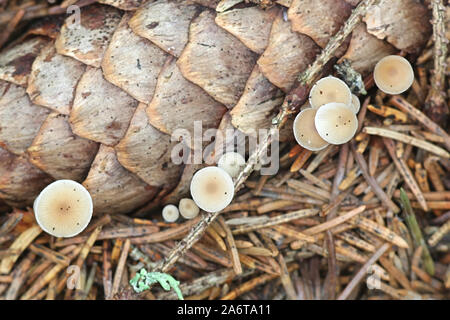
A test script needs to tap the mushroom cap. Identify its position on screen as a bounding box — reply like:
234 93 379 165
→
373 55 414 95
350 94 360 114
217 152 246 178
190 166 234 213
162 204 180 222
178 198 200 219
309 76 352 108
293 108 329 151
314 102 358 145
33 180 93 238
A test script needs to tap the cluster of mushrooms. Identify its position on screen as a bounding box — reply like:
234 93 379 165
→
32 55 414 238
294 55 414 151
162 152 245 222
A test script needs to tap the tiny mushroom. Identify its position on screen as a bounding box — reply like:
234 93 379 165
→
33 180 93 238
190 166 234 213
349 94 360 114
309 76 352 108
217 152 246 178
178 198 200 220
162 204 179 223
293 107 329 151
314 102 358 145
373 55 414 95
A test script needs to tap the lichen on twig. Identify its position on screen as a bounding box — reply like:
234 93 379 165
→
130 268 183 300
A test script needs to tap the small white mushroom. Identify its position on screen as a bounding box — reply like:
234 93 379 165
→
349 94 361 114
33 180 93 238
314 102 358 145
293 108 329 151
178 198 200 220
190 166 234 213
162 204 179 222
309 76 352 108
373 55 414 95
217 152 246 178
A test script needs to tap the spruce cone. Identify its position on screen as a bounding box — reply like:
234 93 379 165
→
0 0 432 215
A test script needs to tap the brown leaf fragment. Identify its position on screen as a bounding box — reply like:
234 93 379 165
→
363 0 432 54
102 13 168 104
27 43 86 115
115 103 182 188
257 12 320 92
230 65 292 141
338 22 396 76
215 6 279 54
55 4 122 67
177 10 257 108
128 0 200 57
147 58 227 150
0 81 50 155
70 67 139 146
82 145 158 215
0 147 53 207
27 113 99 181
97 0 145 11
0 37 49 86
288 0 352 55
